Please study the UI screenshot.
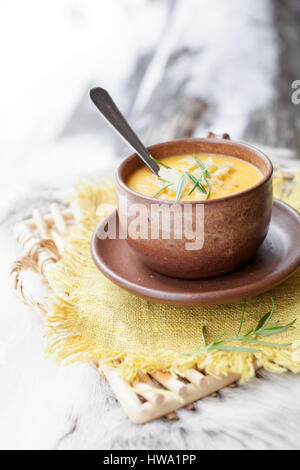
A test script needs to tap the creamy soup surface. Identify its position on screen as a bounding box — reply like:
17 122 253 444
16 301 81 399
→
126 154 263 201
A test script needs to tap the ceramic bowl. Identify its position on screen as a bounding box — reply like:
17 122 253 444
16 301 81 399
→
115 134 273 279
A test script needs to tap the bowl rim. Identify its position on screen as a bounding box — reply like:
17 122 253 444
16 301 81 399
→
115 137 273 205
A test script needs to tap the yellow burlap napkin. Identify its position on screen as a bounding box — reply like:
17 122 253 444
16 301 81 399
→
46 170 300 383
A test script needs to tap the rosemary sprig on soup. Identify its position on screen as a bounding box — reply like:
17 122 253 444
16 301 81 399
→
126 154 262 201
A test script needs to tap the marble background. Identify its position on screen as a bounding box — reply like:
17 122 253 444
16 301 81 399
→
0 0 300 450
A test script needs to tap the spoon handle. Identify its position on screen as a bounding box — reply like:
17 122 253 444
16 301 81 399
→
90 87 159 175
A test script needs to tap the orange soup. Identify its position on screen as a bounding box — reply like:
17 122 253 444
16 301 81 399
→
126 154 262 201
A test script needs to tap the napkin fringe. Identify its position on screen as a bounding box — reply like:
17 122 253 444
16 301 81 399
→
45 300 300 382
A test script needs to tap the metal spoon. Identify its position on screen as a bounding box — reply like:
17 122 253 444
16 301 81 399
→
90 87 159 175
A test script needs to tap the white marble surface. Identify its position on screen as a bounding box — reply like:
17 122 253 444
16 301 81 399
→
1 0 300 450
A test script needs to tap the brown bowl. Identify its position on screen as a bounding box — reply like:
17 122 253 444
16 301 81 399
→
115 134 273 279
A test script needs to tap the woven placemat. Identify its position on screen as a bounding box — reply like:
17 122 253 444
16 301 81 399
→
9 199 243 424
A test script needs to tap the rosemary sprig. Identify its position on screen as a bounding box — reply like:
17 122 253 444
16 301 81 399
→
188 180 200 196
149 152 213 201
158 177 171 183
185 171 207 195
237 300 246 335
175 174 186 201
150 155 187 201
150 155 172 169
183 298 296 356
193 154 211 178
258 321 297 336
152 183 173 198
204 179 211 200
193 154 211 200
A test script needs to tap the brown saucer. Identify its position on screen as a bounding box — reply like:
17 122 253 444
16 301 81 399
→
91 200 300 306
